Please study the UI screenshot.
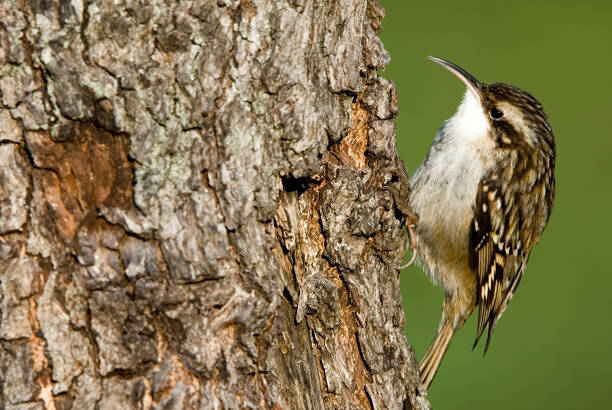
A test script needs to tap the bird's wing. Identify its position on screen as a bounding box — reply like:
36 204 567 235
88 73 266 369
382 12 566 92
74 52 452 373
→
470 172 529 353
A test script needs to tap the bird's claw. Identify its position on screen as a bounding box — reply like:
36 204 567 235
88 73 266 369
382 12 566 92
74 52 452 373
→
399 222 418 269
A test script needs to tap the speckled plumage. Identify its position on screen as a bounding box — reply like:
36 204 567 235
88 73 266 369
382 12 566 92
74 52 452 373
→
409 57 555 389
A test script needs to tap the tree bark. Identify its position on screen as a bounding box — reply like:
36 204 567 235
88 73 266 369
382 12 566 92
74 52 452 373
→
0 0 430 409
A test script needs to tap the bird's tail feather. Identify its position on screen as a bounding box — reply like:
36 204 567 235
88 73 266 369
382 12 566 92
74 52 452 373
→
419 321 455 389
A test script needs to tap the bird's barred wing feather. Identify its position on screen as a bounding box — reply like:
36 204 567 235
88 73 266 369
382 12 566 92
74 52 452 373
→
470 171 537 353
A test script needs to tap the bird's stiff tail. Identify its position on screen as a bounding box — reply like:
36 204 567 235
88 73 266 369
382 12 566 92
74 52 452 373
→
419 321 455 389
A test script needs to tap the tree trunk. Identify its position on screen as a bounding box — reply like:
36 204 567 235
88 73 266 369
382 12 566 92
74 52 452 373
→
0 0 430 409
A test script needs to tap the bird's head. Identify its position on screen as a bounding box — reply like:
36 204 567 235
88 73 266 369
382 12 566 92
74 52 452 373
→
429 56 554 152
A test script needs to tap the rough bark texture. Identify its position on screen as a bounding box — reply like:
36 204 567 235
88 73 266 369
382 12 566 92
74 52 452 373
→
0 0 430 409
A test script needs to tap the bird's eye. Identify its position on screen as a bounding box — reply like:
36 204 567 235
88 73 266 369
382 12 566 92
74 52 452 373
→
489 108 504 120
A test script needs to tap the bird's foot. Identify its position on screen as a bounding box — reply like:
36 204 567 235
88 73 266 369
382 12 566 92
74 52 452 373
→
399 212 419 269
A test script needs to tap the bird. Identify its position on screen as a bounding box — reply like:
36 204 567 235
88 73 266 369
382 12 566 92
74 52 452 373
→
406 56 556 389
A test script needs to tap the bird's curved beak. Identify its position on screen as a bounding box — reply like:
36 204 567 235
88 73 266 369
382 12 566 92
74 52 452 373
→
428 56 483 103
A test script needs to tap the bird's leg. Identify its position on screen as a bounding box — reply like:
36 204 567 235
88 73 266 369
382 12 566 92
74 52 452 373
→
399 211 419 269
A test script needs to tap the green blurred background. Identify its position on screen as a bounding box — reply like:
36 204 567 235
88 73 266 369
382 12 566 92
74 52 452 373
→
379 0 612 408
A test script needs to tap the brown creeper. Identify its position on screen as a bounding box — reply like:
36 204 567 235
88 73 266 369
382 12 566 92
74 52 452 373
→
408 57 556 389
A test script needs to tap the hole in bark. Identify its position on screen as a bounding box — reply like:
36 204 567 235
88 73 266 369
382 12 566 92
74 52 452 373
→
281 175 312 195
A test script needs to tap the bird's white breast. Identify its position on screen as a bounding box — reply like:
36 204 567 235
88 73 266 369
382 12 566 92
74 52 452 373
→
409 90 495 285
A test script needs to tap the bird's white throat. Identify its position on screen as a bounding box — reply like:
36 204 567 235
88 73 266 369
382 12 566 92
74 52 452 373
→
446 89 490 144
